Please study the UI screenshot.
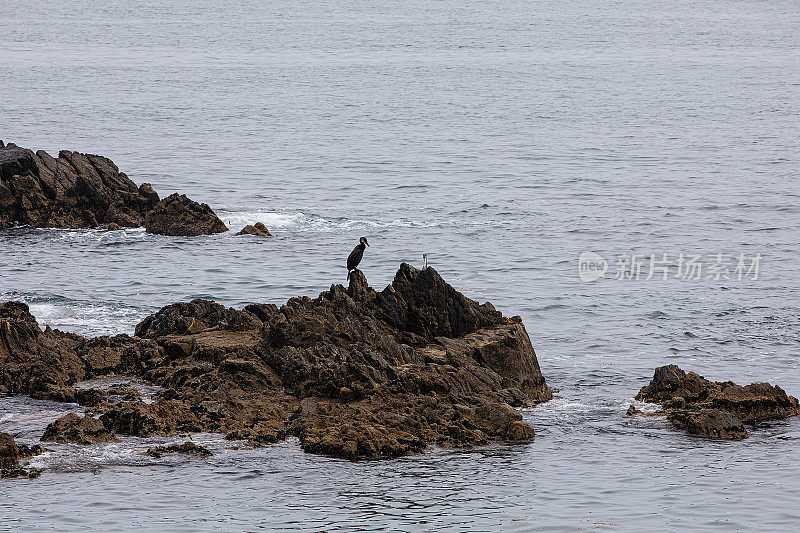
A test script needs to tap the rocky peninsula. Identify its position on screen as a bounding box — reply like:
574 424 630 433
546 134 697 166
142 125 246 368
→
0 141 227 236
0 264 552 460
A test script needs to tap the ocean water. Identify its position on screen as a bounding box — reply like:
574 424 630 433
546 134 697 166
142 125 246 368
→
2 0 800 530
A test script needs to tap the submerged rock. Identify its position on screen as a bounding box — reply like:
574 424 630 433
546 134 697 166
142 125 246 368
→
236 222 271 237
144 193 228 236
667 408 748 440
145 441 212 458
0 264 551 459
41 413 119 444
634 365 800 439
0 142 226 236
17 443 44 458
1 465 42 479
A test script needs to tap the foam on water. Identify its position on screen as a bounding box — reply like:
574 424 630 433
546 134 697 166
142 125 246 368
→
24 300 143 337
216 208 456 235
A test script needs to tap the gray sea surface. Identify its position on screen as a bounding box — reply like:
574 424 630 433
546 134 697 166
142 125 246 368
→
2 0 800 531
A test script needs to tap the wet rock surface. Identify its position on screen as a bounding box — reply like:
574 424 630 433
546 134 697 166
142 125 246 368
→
0 432 42 479
41 413 120 444
634 365 800 439
236 222 271 236
667 408 748 440
144 193 228 236
0 432 19 467
145 441 213 458
0 142 225 235
0 264 551 459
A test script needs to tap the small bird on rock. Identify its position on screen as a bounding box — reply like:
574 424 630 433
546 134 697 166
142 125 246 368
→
347 237 369 279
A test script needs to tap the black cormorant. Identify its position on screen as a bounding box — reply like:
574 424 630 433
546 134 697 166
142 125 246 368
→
347 237 369 279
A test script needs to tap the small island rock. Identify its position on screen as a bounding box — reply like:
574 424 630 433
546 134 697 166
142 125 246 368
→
634 365 800 439
236 222 271 237
1 264 552 459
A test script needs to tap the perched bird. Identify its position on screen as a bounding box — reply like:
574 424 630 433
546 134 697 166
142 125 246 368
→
347 237 369 279
422 254 428 269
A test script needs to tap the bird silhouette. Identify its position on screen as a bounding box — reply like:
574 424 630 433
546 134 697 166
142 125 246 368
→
347 237 369 279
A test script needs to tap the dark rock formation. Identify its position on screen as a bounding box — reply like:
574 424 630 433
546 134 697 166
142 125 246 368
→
1 465 42 479
634 365 800 439
236 222 271 237
0 432 43 479
0 142 226 236
0 432 19 467
144 193 228 236
134 299 261 338
0 264 551 459
41 413 119 444
667 409 748 440
17 443 44 458
145 441 213 458
0 142 159 229
0 301 88 400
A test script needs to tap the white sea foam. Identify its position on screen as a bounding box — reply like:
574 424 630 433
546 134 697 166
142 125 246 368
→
216 209 446 234
623 398 661 413
26 300 141 337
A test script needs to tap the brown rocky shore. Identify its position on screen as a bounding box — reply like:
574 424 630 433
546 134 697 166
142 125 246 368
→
0 264 552 459
631 365 800 439
0 141 227 235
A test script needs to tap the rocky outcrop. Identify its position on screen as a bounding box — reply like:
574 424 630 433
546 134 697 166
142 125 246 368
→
634 365 800 439
0 142 159 229
144 193 228 236
41 413 119 444
236 222 271 237
0 301 88 400
0 142 226 236
0 264 551 459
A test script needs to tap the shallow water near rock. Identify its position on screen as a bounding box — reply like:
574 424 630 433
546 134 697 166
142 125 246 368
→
2 0 800 530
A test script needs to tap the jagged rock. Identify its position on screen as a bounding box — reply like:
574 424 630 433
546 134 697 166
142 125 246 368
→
0 301 88 398
145 441 212 458
0 302 163 402
0 432 19 467
236 222 271 237
667 409 748 440
144 193 228 236
0 143 227 235
0 143 159 229
2 264 551 459
634 365 800 439
41 413 119 444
